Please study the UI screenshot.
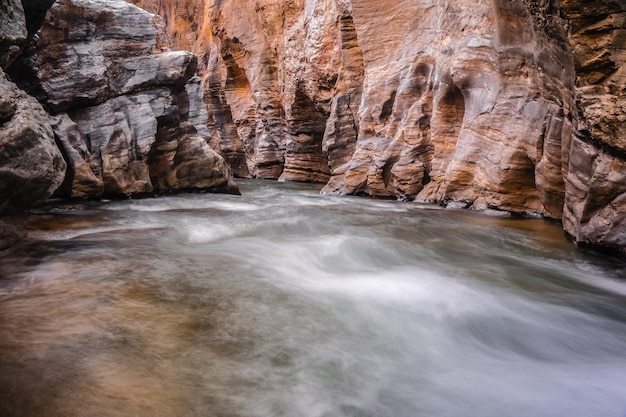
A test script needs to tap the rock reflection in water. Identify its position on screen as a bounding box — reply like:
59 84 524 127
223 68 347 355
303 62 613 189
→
1 180 625 417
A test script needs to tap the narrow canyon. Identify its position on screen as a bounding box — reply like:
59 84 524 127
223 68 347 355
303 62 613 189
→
1 3 626 416
1 0 625 255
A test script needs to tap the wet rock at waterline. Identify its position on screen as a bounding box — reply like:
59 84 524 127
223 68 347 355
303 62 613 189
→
0 1 66 250
127 0 626 255
0 73 65 248
10 0 239 199
0 0 624 255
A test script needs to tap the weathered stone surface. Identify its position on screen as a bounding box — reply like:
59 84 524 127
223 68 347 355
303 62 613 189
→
562 0 626 152
12 0 238 198
0 70 66 248
117 0 626 254
128 0 213 56
322 0 577 218
135 0 578 204
14 0 176 113
560 0 626 253
128 0 337 182
0 0 27 68
126 0 254 177
0 1 66 249
204 43 251 178
563 136 626 253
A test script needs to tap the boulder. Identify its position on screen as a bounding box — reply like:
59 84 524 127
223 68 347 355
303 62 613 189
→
0 70 66 249
11 0 238 199
0 0 66 249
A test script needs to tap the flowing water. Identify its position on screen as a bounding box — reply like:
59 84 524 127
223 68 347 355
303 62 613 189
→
0 180 625 417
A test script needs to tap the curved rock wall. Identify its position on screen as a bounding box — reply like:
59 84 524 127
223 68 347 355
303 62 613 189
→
2 0 623 254
129 0 347 181
330 0 576 215
129 0 626 255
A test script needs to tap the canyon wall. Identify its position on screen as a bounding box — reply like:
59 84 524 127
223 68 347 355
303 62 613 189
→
0 0 65 249
1 0 242 248
560 0 626 253
1 0 624 255
10 0 239 199
128 0 626 255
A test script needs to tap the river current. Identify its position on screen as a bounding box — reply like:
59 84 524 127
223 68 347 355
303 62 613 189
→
0 180 625 417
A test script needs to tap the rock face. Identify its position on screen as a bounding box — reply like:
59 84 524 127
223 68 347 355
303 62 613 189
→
560 0 626 253
0 0 66 249
129 0 626 255
0 0 28 68
11 0 238 199
324 0 576 215
128 0 338 182
1 0 623 254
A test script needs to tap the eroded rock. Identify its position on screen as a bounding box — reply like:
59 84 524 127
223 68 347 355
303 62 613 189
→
559 0 626 253
0 0 27 68
0 70 66 249
12 0 238 198
0 0 66 249
114 0 626 255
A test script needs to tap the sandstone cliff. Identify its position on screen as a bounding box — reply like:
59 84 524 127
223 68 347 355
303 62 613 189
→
10 0 239 199
129 0 626 255
1 0 624 254
0 0 65 249
560 0 626 253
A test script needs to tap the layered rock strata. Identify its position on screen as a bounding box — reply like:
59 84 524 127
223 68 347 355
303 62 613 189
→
560 0 626 253
128 0 340 182
0 0 66 249
324 0 577 215
11 0 238 199
131 0 626 255
1 0 622 254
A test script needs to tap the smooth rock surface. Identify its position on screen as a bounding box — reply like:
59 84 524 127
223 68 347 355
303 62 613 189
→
93 0 626 254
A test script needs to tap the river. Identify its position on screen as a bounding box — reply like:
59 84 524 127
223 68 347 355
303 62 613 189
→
1 179 625 417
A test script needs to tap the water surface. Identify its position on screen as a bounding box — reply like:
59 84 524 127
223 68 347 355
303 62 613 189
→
1 180 625 417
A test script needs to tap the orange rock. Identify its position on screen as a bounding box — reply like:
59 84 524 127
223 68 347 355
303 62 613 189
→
87 0 626 254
